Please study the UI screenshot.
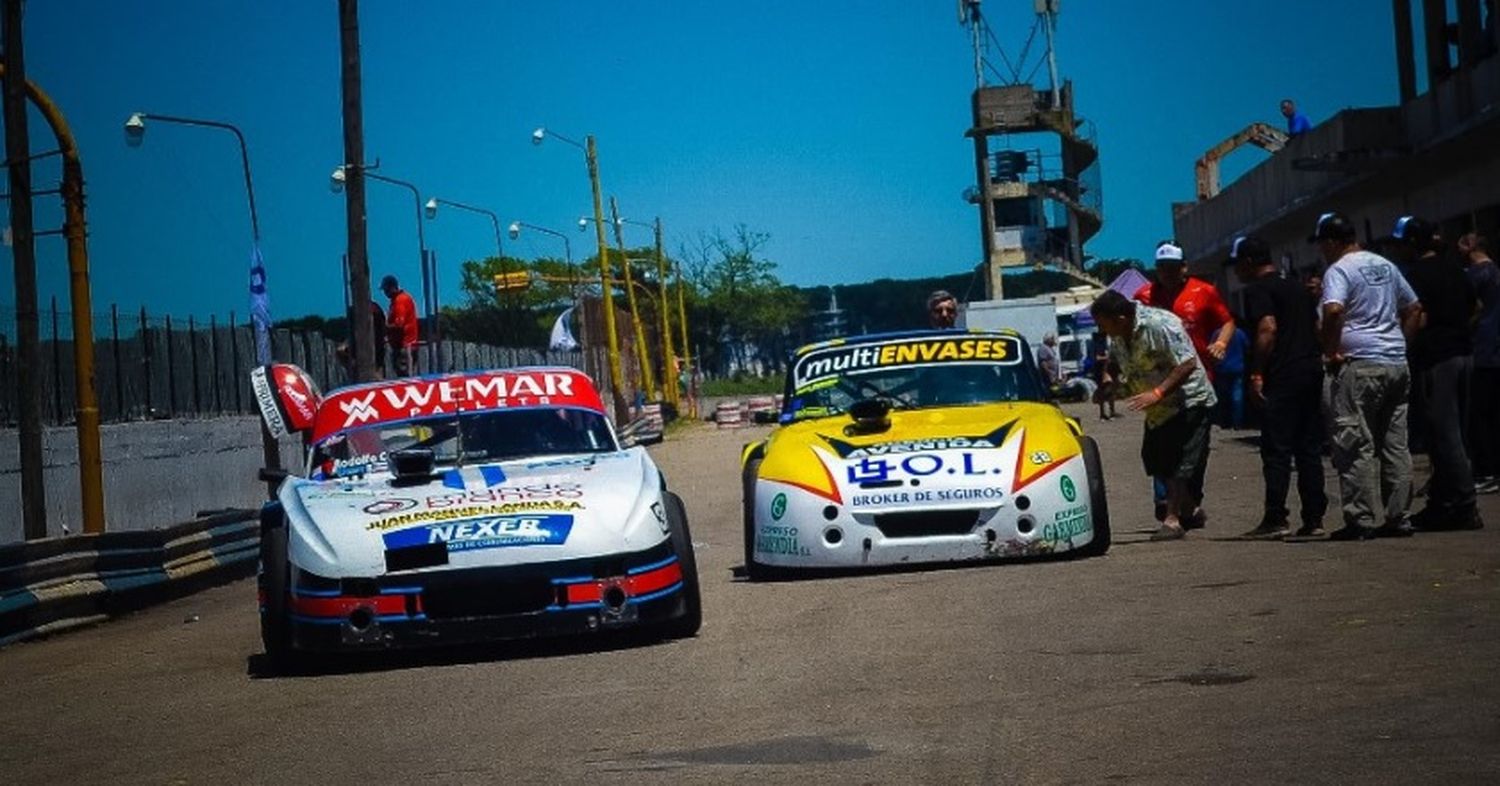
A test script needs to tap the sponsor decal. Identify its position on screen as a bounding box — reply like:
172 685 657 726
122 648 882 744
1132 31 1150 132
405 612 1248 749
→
522 454 621 470
383 514 574 552
792 335 1023 391
756 524 809 556
325 372 590 431
363 498 418 516
366 500 585 531
651 501 669 534
845 452 1002 486
822 424 1012 459
850 486 1004 507
325 452 388 479
424 482 585 509
250 366 289 438
770 493 788 521
1043 504 1091 542
1060 475 1077 503
1030 450 1053 465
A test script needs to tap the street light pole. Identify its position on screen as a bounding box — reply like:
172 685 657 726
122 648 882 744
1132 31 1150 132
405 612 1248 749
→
533 127 627 419
426 197 504 259
606 198 655 401
612 214 679 409
508 220 584 354
124 109 283 496
332 166 434 370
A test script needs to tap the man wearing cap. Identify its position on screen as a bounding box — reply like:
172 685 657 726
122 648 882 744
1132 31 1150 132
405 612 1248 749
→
1136 241 1235 526
1313 212 1423 539
1393 217 1482 530
928 290 959 330
1090 289 1218 540
381 274 420 377
1230 235 1327 539
1460 233 1500 495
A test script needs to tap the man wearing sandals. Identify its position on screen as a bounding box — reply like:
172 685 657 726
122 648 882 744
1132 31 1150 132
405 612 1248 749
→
1090 290 1218 540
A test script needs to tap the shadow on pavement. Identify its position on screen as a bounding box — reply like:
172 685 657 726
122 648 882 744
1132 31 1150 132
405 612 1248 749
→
245 628 686 680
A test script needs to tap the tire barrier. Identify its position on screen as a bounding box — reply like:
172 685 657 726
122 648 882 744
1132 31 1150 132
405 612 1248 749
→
715 401 744 429
0 509 259 648
748 395 779 424
643 402 664 435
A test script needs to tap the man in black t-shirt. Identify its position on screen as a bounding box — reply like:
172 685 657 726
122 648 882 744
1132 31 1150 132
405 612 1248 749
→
1229 236 1328 539
1394 217 1482 530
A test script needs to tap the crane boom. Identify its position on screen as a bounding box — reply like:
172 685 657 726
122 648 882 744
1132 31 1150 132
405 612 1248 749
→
1195 122 1289 200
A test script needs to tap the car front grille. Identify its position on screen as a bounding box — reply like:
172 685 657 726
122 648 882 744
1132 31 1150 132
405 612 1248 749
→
872 509 983 538
420 579 557 620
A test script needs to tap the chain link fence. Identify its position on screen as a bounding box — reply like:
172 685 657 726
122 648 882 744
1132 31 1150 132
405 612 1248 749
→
0 301 612 427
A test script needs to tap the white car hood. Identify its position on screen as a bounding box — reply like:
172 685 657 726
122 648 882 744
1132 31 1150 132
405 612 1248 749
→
279 448 667 578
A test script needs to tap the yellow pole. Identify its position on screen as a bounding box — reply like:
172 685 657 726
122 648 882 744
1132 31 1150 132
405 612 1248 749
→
608 197 656 401
5 67 105 534
653 217 679 409
675 255 693 417
584 136 627 419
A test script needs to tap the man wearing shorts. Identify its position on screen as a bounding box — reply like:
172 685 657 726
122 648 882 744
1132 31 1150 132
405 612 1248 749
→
1091 290 1218 540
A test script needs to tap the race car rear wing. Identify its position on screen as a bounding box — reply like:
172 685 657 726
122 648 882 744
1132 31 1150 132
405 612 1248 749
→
250 363 322 439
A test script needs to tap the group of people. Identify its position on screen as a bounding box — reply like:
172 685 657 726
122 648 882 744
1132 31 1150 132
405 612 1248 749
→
1089 212 1498 542
336 274 420 379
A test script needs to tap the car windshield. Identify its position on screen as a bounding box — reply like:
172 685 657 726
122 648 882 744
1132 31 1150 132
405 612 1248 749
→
782 333 1046 422
309 406 616 479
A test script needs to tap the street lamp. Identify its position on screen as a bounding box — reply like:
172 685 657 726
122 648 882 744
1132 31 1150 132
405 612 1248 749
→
425 196 504 260
533 125 627 418
509 220 571 264
124 109 282 495
581 209 655 401
330 164 436 370
509 220 587 353
612 214 681 408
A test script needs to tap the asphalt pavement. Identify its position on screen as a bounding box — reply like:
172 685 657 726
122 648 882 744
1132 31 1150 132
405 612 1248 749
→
3 404 1498 785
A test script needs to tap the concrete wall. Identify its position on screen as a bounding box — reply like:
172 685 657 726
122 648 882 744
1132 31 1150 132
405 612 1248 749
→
0 418 303 544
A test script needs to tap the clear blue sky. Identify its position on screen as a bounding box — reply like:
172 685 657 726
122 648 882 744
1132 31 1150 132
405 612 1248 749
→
4 0 1397 322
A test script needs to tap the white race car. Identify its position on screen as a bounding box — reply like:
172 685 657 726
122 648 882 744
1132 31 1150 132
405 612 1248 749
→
251 364 700 666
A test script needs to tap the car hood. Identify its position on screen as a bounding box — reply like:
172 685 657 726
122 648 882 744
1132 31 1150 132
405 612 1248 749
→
279 448 667 578
757 402 1082 511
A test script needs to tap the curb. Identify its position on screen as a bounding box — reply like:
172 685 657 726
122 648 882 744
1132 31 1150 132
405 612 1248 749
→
0 509 260 648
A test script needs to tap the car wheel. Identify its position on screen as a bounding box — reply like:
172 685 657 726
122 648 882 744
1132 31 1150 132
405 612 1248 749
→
1076 436 1111 557
259 511 295 668
742 456 770 580
661 491 702 638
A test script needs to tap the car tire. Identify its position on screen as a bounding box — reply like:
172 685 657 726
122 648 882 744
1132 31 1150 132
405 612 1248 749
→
741 456 770 581
258 509 295 669
1076 436 1111 557
661 491 702 638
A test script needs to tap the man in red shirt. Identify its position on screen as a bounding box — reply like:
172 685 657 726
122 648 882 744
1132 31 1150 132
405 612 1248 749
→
1134 242 1236 378
381 275 419 377
1134 241 1235 527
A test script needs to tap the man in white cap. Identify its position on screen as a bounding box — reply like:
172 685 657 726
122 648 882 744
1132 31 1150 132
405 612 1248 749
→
1135 241 1235 527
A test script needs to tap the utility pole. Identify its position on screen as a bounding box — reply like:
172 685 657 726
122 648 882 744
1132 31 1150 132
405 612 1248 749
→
339 0 376 382
3 0 45 539
609 197 656 401
653 217 679 409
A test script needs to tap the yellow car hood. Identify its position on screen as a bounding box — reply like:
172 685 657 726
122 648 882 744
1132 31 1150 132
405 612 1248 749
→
754 402 1082 506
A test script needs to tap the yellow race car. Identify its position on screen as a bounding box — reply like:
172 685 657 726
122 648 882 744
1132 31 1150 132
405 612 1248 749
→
741 329 1109 578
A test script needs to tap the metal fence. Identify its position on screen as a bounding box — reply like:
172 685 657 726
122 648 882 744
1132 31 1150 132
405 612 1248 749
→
0 301 612 427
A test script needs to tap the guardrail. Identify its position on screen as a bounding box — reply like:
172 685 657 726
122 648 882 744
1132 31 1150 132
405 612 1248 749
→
0 509 259 647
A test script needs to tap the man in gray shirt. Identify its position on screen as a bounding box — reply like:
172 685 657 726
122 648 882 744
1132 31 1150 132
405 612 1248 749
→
1313 212 1423 539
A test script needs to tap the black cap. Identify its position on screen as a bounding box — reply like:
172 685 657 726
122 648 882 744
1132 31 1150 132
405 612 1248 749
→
380 275 399 290
1226 235 1271 265
1392 215 1434 243
1308 212 1356 243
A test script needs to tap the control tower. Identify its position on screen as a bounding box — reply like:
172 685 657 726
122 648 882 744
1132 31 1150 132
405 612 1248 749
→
960 0 1103 299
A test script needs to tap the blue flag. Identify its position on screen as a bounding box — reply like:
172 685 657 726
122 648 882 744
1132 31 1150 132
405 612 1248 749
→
249 244 272 365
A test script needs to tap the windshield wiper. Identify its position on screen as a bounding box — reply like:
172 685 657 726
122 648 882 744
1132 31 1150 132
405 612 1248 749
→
844 378 916 409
